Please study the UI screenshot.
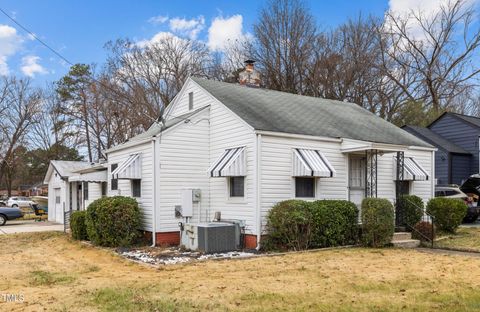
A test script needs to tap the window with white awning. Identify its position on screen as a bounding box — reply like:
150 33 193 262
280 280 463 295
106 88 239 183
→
393 156 429 181
292 148 336 177
208 147 246 177
111 154 142 179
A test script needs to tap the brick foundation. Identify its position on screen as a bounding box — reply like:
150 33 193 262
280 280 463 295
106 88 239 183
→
244 234 258 249
144 231 180 246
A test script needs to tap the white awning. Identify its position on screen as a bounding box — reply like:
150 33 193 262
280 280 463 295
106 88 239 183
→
293 148 336 177
208 147 246 177
393 156 429 181
69 170 107 183
112 154 141 179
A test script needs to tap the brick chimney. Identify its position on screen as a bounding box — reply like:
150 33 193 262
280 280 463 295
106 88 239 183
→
239 59 261 87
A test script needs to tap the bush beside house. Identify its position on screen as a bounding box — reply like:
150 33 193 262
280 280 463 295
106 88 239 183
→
85 196 141 247
70 211 88 240
426 198 467 233
361 198 395 247
398 195 424 228
263 199 358 251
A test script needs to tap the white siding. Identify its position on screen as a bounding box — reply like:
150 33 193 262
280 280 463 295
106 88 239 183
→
260 135 348 232
156 108 210 232
107 142 154 231
84 182 102 208
164 80 211 120
47 169 68 223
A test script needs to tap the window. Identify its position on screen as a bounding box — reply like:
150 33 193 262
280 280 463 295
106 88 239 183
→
188 92 194 110
55 196 61 204
101 182 107 197
111 164 118 190
229 177 244 197
295 177 315 198
131 179 141 198
83 183 89 200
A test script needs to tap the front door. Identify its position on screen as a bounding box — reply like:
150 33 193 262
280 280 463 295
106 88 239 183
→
349 156 366 220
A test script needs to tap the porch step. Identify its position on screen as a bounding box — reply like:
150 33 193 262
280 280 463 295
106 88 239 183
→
392 232 412 241
392 239 420 248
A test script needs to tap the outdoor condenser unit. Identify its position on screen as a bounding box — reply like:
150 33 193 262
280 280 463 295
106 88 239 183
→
181 222 239 253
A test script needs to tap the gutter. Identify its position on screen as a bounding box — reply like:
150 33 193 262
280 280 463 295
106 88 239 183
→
104 137 154 154
150 137 157 247
255 133 262 250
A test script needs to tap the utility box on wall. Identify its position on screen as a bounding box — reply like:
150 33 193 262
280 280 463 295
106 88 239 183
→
180 189 201 218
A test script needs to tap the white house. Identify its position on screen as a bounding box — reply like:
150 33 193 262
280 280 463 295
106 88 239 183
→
44 161 108 223
104 76 435 248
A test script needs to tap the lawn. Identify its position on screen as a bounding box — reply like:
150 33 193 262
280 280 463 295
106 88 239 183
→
2 233 480 311
435 226 480 252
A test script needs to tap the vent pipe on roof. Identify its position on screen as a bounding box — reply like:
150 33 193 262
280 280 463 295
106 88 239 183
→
239 59 261 88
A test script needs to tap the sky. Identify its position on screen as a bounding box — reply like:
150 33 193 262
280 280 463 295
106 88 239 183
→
0 0 467 86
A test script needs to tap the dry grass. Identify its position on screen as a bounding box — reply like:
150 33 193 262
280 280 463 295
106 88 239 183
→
2 232 480 311
435 227 480 252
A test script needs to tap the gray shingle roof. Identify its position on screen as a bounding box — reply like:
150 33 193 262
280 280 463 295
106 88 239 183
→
191 77 432 148
51 160 97 178
402 125 470 154
451 113 480 128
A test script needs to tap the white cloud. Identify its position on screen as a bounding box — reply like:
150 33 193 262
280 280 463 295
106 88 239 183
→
169 16 205 40
148 15 169 25
0 24 24 75
21 55 47 77
207 15 248 51
136 31 178 48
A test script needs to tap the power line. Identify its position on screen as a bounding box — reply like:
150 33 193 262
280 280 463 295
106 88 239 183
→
0 7 158 114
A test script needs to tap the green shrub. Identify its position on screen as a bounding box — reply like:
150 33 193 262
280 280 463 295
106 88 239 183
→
309 200 358 248
361 198 394 247
412 221 435 241
262 200 312 251
398 195 424 228
70 210 88 240
85 196 141 247
262 199 359 251
426 197 467 233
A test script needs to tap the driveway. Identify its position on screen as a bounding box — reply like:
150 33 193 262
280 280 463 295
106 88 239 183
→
461 220 480 228
0 220 64 234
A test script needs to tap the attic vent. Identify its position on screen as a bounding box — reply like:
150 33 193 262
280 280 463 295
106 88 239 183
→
188 92 194 110
239 59 261 88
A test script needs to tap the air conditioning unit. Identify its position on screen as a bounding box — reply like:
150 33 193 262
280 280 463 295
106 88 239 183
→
180 222 239 253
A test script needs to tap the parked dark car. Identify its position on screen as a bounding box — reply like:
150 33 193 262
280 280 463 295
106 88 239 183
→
0 206 24 226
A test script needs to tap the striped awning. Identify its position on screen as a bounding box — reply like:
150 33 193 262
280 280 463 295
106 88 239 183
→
69 170 107 183
112 154 141 179
293 148 336 177
393 156 429 181
208 147 246 177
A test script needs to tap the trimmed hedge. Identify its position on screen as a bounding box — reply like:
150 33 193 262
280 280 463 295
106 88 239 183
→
70 210 88 240
426 197 467 233
398 195 424 228
361 198 394 247
85 196 141 247
262 199 358 251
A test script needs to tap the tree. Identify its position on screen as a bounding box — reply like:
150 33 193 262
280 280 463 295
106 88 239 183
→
253 0 317 94
383 0 480 114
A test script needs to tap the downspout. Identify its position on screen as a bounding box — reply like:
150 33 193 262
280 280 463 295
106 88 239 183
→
150 137 157 247
431 149 435 199
255 134 262 250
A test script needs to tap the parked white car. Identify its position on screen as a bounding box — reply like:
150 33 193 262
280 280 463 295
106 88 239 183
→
7 196 36 208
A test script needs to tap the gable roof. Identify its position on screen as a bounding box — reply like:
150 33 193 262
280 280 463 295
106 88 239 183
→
105 106 209 153
402 125 470 154
191 77 431 148
429 112 480 129
44 160 99 183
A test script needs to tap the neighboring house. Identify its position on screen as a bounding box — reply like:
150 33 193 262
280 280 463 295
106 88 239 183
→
105 76 435 248
404 112 480 185
43 161 108 224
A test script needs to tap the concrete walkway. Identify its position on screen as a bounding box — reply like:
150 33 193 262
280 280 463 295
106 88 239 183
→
0 220 63 234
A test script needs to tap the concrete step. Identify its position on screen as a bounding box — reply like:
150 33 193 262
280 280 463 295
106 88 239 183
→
392 232 412 241
392 239 420 248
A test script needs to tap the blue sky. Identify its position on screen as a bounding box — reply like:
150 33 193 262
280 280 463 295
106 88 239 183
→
0 0 435 85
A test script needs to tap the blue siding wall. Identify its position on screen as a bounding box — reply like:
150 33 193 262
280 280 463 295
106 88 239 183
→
430 114 480 175
435 149 449 185
451 154 472 185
